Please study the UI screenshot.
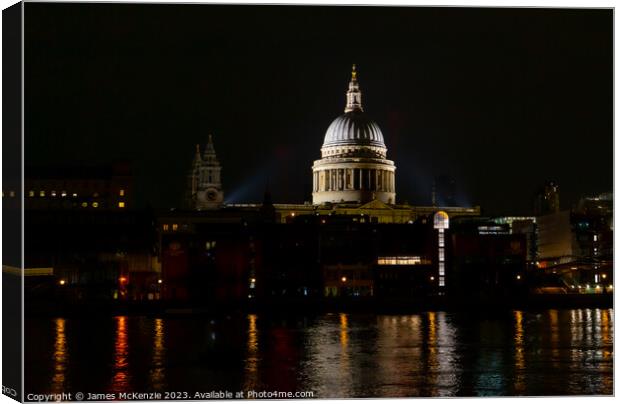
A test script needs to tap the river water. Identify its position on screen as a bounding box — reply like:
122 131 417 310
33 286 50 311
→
25 309 613 398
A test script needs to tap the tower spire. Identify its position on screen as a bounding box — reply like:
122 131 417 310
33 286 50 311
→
193 144 202 165
345 64 363 113
203 134 219 165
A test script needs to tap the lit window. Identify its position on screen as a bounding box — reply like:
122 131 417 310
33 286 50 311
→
72 193 78 198
51 190 57 197
39 191 45 197
92 202 99 208
593 235 598 241
61 191 67 197
172 224 178 231
29 191 34 197
377 256 424 265
118 202 125 208
9 191 15 197
119 189 125 196
163 224 169 231
439 262 445 276
439 276 445 287
81 202 88 208
438 248 445 262
438 233 445 247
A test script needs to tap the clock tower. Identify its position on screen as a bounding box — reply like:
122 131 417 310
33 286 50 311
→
186 134 224 210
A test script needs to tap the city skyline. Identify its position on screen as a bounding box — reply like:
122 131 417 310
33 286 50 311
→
25 4 612 215
5 3 614 400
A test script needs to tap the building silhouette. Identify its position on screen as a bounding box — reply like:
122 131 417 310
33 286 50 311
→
534 181 560 215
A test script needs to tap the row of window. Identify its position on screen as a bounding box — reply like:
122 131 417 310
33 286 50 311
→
76 201 125 208
23 189 125 198
4 189 126 197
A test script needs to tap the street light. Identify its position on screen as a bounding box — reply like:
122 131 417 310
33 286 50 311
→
341 276 347 283
59 279 66 286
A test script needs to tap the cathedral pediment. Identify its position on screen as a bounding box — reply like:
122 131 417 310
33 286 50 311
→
358 199 393 210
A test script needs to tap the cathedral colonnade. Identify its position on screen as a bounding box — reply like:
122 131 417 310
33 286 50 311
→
313 166 395 193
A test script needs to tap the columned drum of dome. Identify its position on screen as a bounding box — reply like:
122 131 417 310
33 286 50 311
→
312 65 396 205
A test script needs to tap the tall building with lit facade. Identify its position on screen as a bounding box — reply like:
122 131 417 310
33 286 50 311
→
312 65 396 205
186 134 224 210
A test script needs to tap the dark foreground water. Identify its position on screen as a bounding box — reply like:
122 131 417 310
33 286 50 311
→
25 309 613 398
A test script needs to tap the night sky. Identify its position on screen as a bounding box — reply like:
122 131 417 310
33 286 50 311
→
25 4 612 215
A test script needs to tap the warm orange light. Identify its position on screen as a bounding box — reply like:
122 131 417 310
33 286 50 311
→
118 201 125 208
157 279 163 284
119 189 125 196
516 275 522 280
59 279 66 286
341 276 347 282
430 276 435 281
119 277 128 284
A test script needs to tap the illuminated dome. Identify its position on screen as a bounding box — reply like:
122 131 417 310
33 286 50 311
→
323 111 385 149
312 65 396 205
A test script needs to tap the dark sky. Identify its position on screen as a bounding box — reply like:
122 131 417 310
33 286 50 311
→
25 4 613 215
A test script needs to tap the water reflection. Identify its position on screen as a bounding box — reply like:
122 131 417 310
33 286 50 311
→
150 318 166 391
243 314 259 391
26 309 613 397
474 318 506 395
425 312 438 396
51 318 68 393
339 313 349 348
435 312 459 396
513 310 525 394
338 313 351 393
109 316 130 393
548 309 560 368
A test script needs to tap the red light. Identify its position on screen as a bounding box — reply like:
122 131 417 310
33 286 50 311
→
119 277 127 284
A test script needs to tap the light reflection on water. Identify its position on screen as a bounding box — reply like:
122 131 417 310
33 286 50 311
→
243 314 259 391
109 316 130 393
513 310 525 394
50 318 67 393
149 318 166 391
26 308 613 397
